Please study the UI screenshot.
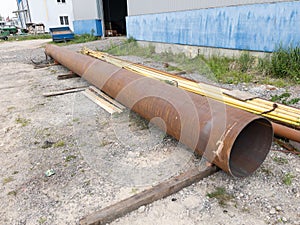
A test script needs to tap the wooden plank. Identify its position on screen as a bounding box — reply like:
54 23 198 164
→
223 89 257 101
83 89 123 114
57 73 80 80
80 165 218 225
43 86 87 97
88 86 126 110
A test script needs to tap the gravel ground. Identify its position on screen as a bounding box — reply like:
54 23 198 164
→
0 38 299 225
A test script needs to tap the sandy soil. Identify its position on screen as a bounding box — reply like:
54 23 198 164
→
0 39 299 225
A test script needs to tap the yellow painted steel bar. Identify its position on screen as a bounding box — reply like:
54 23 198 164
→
124 65 300 124
129 63 300 117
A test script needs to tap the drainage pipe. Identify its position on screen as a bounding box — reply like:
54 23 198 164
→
45 44 273 177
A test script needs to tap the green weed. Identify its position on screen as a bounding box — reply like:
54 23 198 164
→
7 190 17 196
207 187 234 206
9 34 51 41
38 217 47 224
53 33 98 46
100 139 110 147
271 92 300 105
282 173 294 186
3 177 14 185
272 156 288 165
104 39 299 86
65 155 77 162
237 52 255 72
53 140 65 148
15 117 30 127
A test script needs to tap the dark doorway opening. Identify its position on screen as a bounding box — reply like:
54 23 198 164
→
102 0 128 36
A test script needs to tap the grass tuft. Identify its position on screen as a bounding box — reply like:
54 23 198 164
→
53 140 65 148
207 187 234 206
282 173 294 186
3 177 14 185
15 117 30 127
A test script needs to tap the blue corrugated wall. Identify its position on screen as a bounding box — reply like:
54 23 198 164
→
73 19 102 36
126 1 300 52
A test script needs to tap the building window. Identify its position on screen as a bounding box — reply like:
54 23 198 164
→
57 0 66 3
59 16 69 25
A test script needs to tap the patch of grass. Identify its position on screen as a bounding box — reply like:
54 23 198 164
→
53 140 65 148
38 217 47 224
131 187 139 194
104 39 300 86
15 117 30 127
282 173 295 186
258 45 300 84
9 34 51 41
65 155 77 162
53 33 98 46
272 156 288 165
207 187 234 207
105 39 253 84
100 139 110 147
72 118 80 123
165 64 183 72
237 51 255 73
270 45 300 83
260 77 287 88
105 38 155 58
3 177 14 185
260 166 273 176
7 190 17 196
271 92 300 105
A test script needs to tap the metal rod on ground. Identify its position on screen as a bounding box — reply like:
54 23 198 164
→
43 86 88 97
272 122 300 143
80 165 218 225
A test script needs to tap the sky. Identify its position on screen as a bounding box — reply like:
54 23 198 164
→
0 0 18 19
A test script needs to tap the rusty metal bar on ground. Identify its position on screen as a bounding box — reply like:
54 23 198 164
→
45 44 273 177
80 165 218 225
271 122 300 143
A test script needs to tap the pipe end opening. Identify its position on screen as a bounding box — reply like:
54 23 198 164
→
229 118 273 177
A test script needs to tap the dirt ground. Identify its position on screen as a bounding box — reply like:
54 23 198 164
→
0 39 299 225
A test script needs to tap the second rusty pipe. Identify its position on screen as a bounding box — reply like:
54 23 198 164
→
45 44 273 177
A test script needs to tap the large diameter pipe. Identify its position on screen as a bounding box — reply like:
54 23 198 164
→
45 44 273 177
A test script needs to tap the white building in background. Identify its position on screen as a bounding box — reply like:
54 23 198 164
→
16 0 128 36
28 0 74 32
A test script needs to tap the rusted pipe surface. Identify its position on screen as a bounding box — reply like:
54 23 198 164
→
272 122 300 143
45 44 273 177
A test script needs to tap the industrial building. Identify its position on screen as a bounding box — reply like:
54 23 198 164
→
126 0 300 52
14 0 300 53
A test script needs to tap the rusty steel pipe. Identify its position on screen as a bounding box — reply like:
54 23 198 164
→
45 44 273 177
272 122 300 143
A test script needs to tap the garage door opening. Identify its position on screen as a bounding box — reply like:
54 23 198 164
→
102 0 128 36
